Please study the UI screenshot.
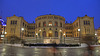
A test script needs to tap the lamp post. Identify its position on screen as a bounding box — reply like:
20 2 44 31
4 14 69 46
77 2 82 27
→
4 32 7 44
21 28 24 45
36 33 38 43
78 28 81 45
63 33 65 44
95 33 98 44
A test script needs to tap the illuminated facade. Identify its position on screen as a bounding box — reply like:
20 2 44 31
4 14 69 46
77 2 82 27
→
95 27 100 44
0 18 6 43
6 14 95 44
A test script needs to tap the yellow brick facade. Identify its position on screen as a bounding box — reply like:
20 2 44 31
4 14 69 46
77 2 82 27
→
6 14 95 43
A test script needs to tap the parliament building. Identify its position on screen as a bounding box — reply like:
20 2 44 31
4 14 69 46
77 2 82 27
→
6 14 95 44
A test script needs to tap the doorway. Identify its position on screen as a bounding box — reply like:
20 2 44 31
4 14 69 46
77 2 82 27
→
49 33 52 37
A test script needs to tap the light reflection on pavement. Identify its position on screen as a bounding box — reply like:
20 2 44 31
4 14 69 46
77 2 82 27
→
0 44 100 56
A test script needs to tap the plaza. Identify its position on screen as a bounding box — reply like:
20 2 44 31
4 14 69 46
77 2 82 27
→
0 44 100 56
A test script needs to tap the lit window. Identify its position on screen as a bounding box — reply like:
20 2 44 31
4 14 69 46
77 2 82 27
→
55 21 58 26
49 21 52 26
43 22 46 27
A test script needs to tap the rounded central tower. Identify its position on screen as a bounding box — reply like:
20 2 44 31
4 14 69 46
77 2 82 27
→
35 14 65 43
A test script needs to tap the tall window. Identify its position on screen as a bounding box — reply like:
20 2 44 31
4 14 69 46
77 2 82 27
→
23 22 24 26
39 22 41 27
43 21 46 27
55 31 58 37
87 21 90 25
11 20 17 25
84 21 90 25
49 21 52 26
55 21 58 26
76 23 78 27
42 31 46 37
60 22 62 27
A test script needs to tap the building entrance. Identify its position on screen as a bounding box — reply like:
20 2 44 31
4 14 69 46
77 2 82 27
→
48 33 52 37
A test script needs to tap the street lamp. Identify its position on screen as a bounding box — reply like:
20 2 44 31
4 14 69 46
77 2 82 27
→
95 33 98 44
36 33 38 43
4 32 7 44
63 33 65 44
78 28 81 45
78 29 80 32
21 28 24 45
5 32 7 34
21 28 24 31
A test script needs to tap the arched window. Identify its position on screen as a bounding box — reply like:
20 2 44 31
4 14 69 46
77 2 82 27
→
42 31 46 37
55 21 58 26
60 22 62 27
49 21 52 26
55 31 58 37
39 22 41 27
43 21 46 27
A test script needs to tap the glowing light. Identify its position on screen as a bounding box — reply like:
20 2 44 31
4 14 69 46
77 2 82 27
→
49 31 52 33
36 33 38 35
78 29 80 31
2 48 6 52
95 34 97 35
63 33 65 35
3 24 6 26
1 35 4 37
99 40 100 43
60 30 62 32
5 32 7 34
96 50 99 52
1 38 4 39
49 24 52 26
39 29 41 31
21 28 24 31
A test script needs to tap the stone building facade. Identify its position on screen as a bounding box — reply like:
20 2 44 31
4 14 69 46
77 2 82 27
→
6 14 95 44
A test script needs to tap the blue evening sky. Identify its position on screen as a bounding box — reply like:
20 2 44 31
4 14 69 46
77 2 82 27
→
0 0 100 29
